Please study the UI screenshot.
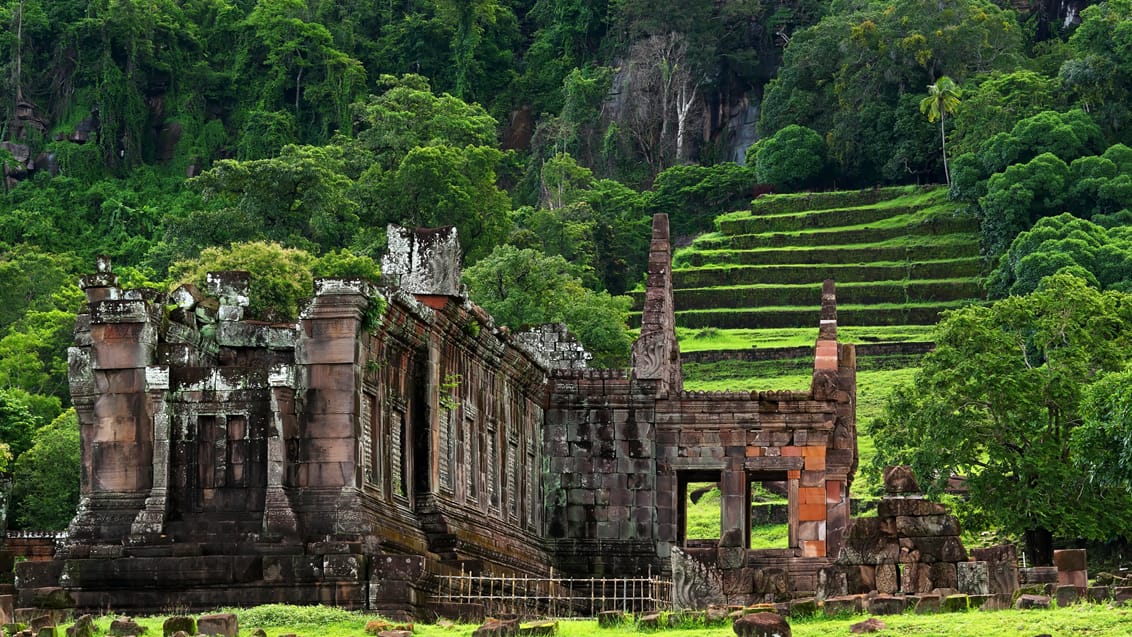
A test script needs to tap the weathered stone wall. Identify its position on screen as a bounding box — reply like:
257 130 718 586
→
543 370 659 576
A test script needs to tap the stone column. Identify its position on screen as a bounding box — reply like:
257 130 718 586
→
631 214 683 395
263 364 299 538
129 366 172 538
73 257 160 543
296 278 371 537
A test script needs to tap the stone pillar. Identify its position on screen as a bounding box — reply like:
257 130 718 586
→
71 257 159 543
720 468 746 541
129 366 172 538
296 278 371 536
263 364 299 538
631 214 683 395
1054 549 1087 589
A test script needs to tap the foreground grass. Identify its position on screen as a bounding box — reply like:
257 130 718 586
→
64 603 1132 637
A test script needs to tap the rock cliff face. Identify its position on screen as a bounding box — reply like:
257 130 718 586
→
17 216 858 615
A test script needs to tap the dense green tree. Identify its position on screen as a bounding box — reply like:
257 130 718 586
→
463 244 633 366
310 248 381 282
645 163 757 237
349 74 498 170
950 71 1062 157
370 144 511 263
989 213 1132 297
870 273 1132 564
751 124 827 191
1074 368 1132 489
435 0 502 99
514 0 611 114
0 389 40 459
1060 0 1132 141
512 153 650 293
0 247 80 332
181 144 359 256
978 152 1071 259
9 409 80 530
241 0 366 141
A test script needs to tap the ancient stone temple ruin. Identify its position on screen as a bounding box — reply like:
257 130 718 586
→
16 215 859 616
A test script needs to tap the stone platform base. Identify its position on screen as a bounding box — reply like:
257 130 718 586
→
15 549 434 616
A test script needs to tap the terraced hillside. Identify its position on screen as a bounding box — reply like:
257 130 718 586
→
644 186 984 499
665 186 982 333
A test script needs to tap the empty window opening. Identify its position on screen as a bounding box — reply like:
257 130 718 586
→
678 471 721 547
749 472 789 549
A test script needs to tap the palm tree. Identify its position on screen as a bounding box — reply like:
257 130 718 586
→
920 76 962 187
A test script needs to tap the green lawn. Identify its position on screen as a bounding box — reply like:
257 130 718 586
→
57 602 1132 637
676 326 935 352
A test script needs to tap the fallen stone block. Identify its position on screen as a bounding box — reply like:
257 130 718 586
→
66 615 95 637
472 618 517 637
109 619 146 637
978 594 1014 611
822 595 862 616
1113 586 1132 605
913 595 940 614
636 613 662 631
705 605 730 626
732 612 791 637
866 595 904 616
518 620 557 636
196 614 237 637
786 598 817 618
941 594 969 612
162 617 195 637
967 594 992 610
1014 594 1051 610
596 611 627 628
850 618 887 634
1054 585 1080 607
1053 549 1086 573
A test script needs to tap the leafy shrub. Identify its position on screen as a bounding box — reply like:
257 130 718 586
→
752 124 827 191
